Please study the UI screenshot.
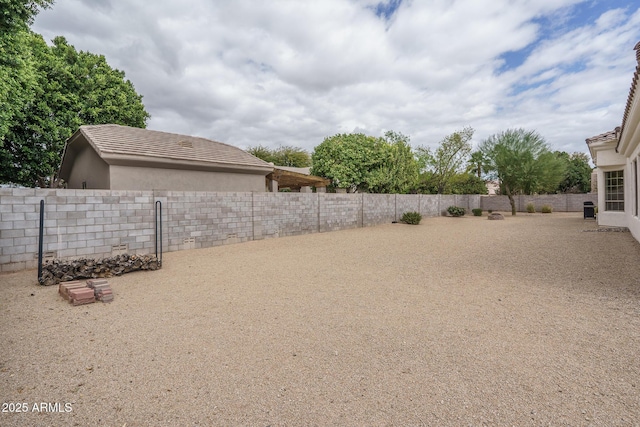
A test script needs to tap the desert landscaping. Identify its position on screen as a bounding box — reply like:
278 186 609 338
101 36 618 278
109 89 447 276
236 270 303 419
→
1 213 639 425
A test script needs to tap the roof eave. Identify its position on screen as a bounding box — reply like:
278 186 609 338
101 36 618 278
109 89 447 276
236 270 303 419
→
615 43 640 152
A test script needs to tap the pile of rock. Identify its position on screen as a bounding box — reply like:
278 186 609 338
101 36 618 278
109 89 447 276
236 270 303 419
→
58 279 114 305
40 254 160 286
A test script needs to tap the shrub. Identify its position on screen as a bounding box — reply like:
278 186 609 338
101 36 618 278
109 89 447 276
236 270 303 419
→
447 206 466 217
401 211 422 225
471 208 483 216
526 203 535 213
541 204 553 213
488 209 493 214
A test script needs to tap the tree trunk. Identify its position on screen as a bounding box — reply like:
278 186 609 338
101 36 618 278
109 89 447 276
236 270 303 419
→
504 182 516 216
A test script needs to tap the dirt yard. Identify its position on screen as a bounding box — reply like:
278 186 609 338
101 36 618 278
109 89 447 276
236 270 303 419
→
1 213 639 426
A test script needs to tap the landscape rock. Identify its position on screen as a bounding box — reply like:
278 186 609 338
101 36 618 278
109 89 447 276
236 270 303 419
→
488 212 505 220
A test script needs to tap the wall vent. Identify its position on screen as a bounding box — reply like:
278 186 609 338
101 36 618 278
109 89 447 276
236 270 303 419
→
112 244 128 255
183 237 196 250
34 251 56 260
178 140 193 148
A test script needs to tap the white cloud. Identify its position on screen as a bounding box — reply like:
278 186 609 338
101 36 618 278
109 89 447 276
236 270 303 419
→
32 0 640 155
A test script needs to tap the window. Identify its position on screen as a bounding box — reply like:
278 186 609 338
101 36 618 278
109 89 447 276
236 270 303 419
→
605 170 624 211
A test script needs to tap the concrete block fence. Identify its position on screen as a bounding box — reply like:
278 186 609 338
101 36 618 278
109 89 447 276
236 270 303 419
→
0 189 483 273
480 194 597 213
1 190 597 274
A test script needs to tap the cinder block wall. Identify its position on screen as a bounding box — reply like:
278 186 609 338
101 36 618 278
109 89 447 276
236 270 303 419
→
0 189 498 273
0 189 158 273
480 194 597 212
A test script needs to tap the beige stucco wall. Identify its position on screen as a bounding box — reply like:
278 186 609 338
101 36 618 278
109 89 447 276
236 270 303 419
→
596 166 628 228
108 165 267 192
624 130 640 242
66 143 110 189
595 149 626 167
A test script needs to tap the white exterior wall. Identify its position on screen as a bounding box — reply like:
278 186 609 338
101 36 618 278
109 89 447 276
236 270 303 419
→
596 166 627 227
591 142 626 227
625 146 640 242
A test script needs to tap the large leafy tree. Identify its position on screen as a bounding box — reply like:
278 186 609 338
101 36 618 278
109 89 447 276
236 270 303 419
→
367 131 419 194
416 127 474 194
311 133 384 192
412 171 487 195
479 129 565 215
1 34 150 187
449 173 488 194
247 145 311 167
311 131 419 193
555 151 592 193
0 0 52 30
0 0 53 143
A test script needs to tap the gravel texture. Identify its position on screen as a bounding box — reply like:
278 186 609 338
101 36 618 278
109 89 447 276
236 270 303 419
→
1 213 639 426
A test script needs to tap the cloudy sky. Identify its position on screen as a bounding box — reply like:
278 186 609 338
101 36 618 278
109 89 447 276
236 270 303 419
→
32 0 640 155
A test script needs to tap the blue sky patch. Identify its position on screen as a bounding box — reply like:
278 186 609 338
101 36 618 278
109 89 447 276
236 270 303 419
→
371 0 403 20
498 0 632 73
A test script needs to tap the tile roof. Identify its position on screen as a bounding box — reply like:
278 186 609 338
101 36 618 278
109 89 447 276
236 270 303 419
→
617 41 640 149
78 124 271 169
585 129 618 145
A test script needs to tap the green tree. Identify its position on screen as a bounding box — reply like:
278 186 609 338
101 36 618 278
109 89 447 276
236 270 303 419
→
272 146 311 167
0 34 150 187
467 150 488 178
412 171 438 194
479 129 565 215
246 145 275 164
555 151 592 193
416 127 474 194
367 131 419 193
0 0 53 143
449 173 488 194
311 131 419 193
0 28 37 145
247 145 311 167
311 133 385 192
0 0 52 31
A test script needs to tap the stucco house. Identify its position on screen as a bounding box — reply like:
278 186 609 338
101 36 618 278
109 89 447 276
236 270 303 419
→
586 41 640 242
59 124 274 192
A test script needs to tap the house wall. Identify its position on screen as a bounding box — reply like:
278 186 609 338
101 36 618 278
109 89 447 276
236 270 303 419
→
109 165 266 192
588 140 625 227
0 189 484 273
595 167 627 228
67 144 110 189
595 149 626 167
624 141 640 242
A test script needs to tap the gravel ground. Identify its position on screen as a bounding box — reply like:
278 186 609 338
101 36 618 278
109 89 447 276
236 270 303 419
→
1 212 639 426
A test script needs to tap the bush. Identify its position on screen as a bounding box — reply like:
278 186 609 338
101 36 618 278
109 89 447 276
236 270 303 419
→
526 203 535 213
541 204 553 213
401 211 422 225
471 208 483 216
447 206 466 217
488 209 493 214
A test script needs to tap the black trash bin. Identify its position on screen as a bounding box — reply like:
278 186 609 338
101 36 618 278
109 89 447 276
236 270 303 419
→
584 201 595 219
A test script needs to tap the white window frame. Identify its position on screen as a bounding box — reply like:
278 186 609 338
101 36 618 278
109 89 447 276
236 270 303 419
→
604 170 624 212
